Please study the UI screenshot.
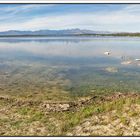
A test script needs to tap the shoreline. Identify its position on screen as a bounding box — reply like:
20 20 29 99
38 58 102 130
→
0 92 139 112
0 34 140 38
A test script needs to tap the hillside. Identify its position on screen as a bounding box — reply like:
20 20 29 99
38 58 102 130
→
0 29 140 37
0 29 110 36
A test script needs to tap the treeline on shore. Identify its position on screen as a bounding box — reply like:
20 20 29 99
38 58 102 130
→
0 33 140 37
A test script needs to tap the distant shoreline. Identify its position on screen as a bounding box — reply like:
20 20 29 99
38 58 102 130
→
0 34 140 38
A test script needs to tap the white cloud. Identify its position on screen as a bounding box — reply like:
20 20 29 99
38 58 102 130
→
0 4 55 21
0 4 140 32
0 4 54 14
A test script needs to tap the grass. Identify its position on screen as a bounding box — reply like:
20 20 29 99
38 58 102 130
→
49 95 140 135
0 92 140 136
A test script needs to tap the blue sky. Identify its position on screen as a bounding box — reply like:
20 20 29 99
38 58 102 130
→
0 4 140 32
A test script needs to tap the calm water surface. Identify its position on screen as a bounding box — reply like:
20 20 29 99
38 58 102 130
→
1 36 140 98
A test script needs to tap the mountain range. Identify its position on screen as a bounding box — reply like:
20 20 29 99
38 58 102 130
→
0 29 111 36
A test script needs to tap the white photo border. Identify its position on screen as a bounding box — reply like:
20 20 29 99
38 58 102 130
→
0 1 140 140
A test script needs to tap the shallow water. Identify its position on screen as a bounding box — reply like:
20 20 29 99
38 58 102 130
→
1 36 140 99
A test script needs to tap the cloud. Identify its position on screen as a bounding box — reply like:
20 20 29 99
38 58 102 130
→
0 4 140 32
0 4 55 22
123 5 140 13
0 4 55 14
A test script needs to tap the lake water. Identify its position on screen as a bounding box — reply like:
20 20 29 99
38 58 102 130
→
1 36 140 99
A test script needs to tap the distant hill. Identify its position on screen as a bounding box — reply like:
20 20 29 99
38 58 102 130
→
0 29 111 36
0 29 139 37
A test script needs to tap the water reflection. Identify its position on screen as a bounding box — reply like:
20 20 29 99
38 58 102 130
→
0 36 140 60
1 36 140 97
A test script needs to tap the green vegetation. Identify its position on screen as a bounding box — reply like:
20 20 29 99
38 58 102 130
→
77 33 140 37
1 32 140 37
0 93 140 136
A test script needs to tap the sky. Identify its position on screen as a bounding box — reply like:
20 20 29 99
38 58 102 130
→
0 4 140 32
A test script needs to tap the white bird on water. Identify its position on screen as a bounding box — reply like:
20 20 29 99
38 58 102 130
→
104 51 111 56
135 59 140 61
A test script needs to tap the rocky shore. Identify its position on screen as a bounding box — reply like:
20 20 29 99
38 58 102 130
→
0 92 140 136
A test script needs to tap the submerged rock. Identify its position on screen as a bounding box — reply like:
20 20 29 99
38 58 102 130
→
121 61 133 65
105 67 118 73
